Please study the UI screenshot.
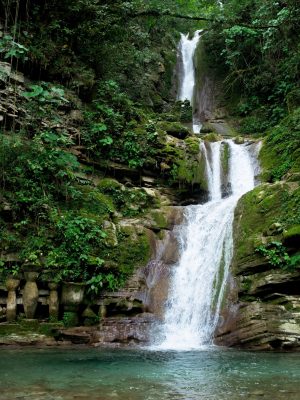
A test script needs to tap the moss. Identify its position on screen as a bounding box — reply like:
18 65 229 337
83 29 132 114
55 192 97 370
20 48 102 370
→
62 311 78 327
240 277 253 293
0 322 63 338
184 136 201 155
221 142 230 176
19 319 39 330
202 133 221 142
150 210 169 230
259 108 300 182
97 178 123 191
38 322 64 335
162 136 207 190
176 155 207 189
75 186 115 216
0 323 22 336
283 225 300 240
98 181 152 218
233 181 300 273
157 121 190 139
101 227 151 279
234 136 245 145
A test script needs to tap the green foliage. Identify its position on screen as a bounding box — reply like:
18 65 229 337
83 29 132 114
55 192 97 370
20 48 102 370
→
1 131 79 214
46 212 106 281
23 83 68 105
205 0 300 130
255 241 290 269
260 108 300 181
98 179 151 217
256 241 300 271
0 34 28 60
0 261 20 279
62 312 78 328
87 272 121 296
83 80 160 168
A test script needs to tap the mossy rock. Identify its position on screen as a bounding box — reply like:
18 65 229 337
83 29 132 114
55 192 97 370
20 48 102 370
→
234 136 245 145
76 185 115 216
201 122 214 133
101 225 151 278
233 181 300 274
184 136 201 155
98 178 123 191
202 133 222 142
157 121 190 139
103 220 118 247
221 141 230 176
150 209 169 230
283 225 300 247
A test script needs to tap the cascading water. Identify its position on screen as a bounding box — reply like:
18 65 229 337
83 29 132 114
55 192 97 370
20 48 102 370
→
155 140 257 350
177 30 202 133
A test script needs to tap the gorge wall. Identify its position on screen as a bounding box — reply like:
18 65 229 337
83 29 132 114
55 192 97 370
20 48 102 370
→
216 177 300 350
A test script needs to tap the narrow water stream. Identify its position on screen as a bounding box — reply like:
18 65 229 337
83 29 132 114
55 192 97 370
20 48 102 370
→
177 30 202 133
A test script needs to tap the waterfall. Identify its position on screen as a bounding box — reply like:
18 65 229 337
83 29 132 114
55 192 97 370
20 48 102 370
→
155 140 257 350
177 30 202 133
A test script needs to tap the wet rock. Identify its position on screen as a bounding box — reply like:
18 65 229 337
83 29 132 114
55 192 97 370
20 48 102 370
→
201 122 213 133
92 314 157 345
266 222 283 236
202 132 221 142
56 327 93 344
216 180 300 350
215 301 300 350
103 221 118 247
234 136 245 144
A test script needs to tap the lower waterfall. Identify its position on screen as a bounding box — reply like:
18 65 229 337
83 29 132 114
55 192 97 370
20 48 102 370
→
155 139 257 350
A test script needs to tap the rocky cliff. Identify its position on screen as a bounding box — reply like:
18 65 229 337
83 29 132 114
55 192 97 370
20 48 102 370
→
216 177 300 350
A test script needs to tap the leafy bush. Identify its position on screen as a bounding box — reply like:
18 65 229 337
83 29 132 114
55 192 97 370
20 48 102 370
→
255 241 300 271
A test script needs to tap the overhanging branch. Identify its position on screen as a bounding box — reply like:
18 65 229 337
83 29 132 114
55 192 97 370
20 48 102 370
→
131 9 212 22
130 9 279 30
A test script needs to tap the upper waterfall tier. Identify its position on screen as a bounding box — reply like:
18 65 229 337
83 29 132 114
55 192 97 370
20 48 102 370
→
154 140 259 350
178 30 202 103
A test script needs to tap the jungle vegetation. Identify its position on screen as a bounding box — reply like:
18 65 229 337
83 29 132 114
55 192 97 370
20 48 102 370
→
0 0 299 292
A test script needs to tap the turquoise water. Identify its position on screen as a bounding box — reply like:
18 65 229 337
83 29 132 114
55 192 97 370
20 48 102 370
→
0 348 300 399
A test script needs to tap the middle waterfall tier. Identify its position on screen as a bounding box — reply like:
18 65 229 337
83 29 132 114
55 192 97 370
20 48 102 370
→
153 140 259 350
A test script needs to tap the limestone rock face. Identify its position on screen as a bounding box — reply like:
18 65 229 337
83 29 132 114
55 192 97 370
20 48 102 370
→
215 299 300 350
216 180 300 350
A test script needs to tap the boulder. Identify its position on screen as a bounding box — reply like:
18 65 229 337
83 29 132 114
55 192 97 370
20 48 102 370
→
157 121 190 139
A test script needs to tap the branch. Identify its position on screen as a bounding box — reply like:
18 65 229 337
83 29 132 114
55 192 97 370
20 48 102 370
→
130 9 279 30
130 9 212 22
